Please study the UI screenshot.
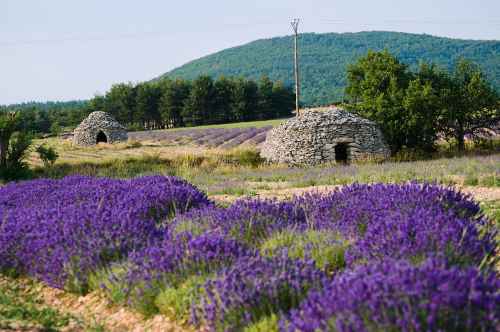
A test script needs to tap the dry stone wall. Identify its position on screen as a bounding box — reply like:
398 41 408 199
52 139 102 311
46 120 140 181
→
73 111 128 146
261 107 390 165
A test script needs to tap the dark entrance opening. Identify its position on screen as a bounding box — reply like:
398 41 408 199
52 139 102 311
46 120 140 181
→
96 131 107 144
335 143 349 163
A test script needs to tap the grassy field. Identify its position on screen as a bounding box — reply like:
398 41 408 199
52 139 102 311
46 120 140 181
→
29 138 499 187
27 136 500 223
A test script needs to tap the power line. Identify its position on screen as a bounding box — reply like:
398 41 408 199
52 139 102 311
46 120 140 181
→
1 18 498 48
319 18 500 26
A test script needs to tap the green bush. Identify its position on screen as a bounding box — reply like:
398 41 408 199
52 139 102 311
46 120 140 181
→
127 123 144 131
227 149 265 167
155 275 208 323
243 314 279 332
36 144 59 167
0 132 33 181
260 230 347 273
49 122 62 136
0 113 34 181
88 264 130 304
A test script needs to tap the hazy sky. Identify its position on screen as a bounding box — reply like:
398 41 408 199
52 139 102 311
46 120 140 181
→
1 0 499 104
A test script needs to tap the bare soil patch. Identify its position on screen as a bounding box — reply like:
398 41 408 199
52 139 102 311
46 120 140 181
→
211 184 500 204
37 286 194 332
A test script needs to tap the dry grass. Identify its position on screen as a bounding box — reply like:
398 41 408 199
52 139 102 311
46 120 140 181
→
28 138 500 196
29 138 232 167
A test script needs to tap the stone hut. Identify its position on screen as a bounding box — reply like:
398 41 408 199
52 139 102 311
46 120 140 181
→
261 107 390 165
73 111 128 146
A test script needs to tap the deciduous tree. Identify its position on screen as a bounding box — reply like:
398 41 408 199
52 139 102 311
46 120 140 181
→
438 59 499 151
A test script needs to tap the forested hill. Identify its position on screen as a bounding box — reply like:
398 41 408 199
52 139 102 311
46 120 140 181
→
160 31 500 106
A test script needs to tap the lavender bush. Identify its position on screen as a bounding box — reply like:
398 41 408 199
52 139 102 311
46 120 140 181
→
296 183 497 267
194 254 327 331
0 178 498 331
0 175 210 291
98 229 252 315
169 199 307 245
282 258 500 332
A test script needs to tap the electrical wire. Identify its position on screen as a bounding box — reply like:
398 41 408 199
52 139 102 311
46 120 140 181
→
1 18 498 47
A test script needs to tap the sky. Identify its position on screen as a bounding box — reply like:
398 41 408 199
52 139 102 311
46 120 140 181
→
1 0 499 105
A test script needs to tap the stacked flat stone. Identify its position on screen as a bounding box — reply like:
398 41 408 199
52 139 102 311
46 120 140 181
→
261 107 390 165
73 111 128 146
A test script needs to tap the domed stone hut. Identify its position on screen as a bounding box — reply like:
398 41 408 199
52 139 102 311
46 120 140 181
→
73 111 128 146
261 107 390 165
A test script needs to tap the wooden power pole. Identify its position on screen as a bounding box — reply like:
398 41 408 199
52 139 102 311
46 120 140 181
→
291 18 300 116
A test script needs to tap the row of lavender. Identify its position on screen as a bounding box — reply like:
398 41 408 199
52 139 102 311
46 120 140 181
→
128 126 271 149
0 176 498 331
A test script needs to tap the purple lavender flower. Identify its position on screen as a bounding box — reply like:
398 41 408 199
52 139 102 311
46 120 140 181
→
117 231 253 315
295 183 497 266
282 258 500 332
169 199 307 245
194 254 327 331
0 175 211 291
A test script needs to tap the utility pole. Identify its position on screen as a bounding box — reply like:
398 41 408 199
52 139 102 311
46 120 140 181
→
291 18 300 116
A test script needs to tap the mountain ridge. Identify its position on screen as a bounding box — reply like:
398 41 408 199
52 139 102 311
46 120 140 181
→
159 31 500 106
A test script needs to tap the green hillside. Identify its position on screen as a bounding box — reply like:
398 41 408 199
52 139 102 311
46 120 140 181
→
160 31 500 106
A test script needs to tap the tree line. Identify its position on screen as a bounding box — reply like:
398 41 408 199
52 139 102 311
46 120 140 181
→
346 50 500 152
1 76 295 134
2 50 498 157
89 75 294 130
0 101 89 136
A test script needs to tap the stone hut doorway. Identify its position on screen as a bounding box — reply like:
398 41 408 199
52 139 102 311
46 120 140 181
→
96 131 108 144
335 143 349 163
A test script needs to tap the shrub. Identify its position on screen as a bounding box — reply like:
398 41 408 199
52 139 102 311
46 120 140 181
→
244 314 279 332
49 122 62 136
194 255 326 331
169 199 306 246
282 258 500 332
296 183 497 267
1 179 498 331
116 232 251 316
0 131 33 181
0 175 211 291
155 274 209 323
260 229 347 272
227 149 265 167
36 144 59 167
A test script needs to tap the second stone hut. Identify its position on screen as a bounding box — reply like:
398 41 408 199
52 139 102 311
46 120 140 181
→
261 107 390 165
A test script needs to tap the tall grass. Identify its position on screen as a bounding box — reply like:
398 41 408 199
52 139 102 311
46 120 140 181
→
27 134 500 197
31 151 500 197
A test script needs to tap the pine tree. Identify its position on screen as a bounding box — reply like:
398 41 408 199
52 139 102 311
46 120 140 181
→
182 76 215 126
214 76 235 124
257 76 274 120
158 79 191 128
271 80 294 118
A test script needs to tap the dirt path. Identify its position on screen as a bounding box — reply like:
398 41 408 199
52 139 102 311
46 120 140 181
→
211 184 500 204
0 275 194 332
38 286 194 332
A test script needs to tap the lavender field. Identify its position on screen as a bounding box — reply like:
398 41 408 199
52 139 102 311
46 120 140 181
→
1 176 498 331
128 125 273 149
